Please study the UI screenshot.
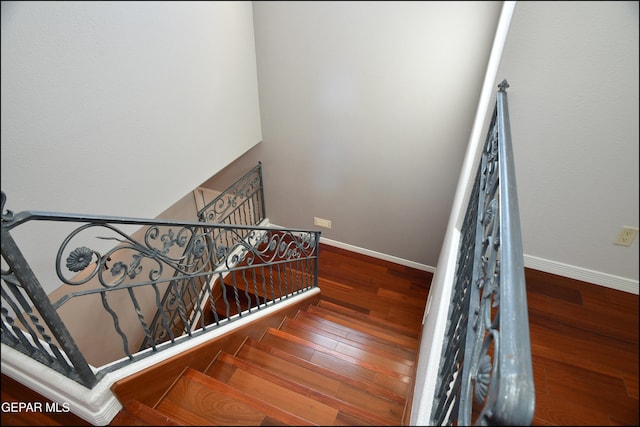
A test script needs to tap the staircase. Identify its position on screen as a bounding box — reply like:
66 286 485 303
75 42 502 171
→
110 298 420 426
2 84 535 426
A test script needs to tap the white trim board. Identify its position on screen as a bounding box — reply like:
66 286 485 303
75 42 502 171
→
524 254 639 295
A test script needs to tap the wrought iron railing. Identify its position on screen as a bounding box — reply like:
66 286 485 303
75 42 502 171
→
139 163 267 351
198 162 266 227
1 177 318 389
430 81 535 425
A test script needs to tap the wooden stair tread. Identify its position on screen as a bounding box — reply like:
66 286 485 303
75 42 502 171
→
260 327 411 396
279 317 415 374
317 299 420 336
242 337 407 403
205 355 340 426
157 367 312 426
292 311 418 362
208 352 400 425
235 341 407 422
309 304 419 349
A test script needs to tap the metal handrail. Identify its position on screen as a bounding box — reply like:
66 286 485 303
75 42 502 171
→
1 184 319 388
430 81 535 425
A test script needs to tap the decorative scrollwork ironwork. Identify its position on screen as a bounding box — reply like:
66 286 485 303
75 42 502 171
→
55 223 214 288
431 81 534 425
200 164 264 227
66 247 94 272
1 163 320 390
475 354 493 403
1 192 14 224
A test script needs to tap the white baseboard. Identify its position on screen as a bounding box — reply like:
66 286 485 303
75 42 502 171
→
524 254 639 295
319 237 436 273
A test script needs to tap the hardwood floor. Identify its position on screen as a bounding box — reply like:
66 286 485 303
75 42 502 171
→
318 245 639 426
525 268 639 426
1 243 638 425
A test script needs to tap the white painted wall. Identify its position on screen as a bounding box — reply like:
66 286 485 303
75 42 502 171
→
1 1 261 219
497 1 639 291
247 0 503 269
229 0 638 292
1 1 262 294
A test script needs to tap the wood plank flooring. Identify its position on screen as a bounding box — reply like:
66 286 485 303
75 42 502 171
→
1 243 638 425
524 268 639 426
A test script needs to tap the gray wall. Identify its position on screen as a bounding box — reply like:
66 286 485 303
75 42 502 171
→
497 1 639 289
245 0 503 268
223 1 638 292
1 1 262 295
1 1 261 219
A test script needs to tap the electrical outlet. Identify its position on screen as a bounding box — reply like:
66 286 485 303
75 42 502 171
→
614 226 638 247
314 217 332 229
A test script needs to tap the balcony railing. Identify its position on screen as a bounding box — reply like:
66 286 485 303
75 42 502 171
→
1 166 319 390
429 80 535 425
